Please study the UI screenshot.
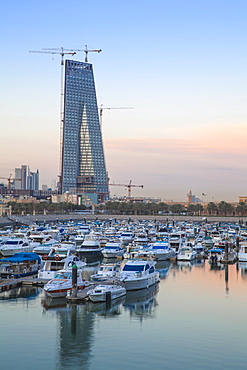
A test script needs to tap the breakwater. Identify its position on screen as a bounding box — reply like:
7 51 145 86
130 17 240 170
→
1 214 247 227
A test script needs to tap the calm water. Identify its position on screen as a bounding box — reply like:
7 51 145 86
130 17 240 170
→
1 260 247 370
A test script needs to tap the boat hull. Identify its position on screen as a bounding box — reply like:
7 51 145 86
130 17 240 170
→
121 272 159 291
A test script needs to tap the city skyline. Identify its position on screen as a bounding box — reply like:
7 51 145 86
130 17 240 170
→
0 0 246 202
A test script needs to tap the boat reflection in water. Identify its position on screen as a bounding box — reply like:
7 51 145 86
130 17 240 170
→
155 260 171 279
86 296 126 316
237 261 247 281
176 259 197 273
42 295 67 310
0 286 41 300
42 300 96 369
123 283 159 320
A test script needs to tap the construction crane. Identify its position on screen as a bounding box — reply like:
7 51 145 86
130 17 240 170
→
99 104 133 126
29 47 77 184
109 180 144 198
0 174 22 189
62 45 102 62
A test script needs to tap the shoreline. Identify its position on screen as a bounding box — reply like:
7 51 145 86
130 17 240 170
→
1 214 247 226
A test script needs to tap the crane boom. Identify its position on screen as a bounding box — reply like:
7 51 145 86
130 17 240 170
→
61 45 102 62
99 105 133 126
109 180 144 197
0 174 22 189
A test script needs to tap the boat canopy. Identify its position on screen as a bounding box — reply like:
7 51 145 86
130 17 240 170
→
0 252 41 263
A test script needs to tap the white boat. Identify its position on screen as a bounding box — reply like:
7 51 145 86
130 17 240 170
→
119 259 159 291
0 237 32 257
76 234 102 259
148 241 176 261
120 231 135 245
238 242 247 262
91 263 119 281
169 232 185 254
87 284 126 302
38 250 86 280
44 269 91 298
177 246 197 261
29 233 58 253
101 241 125 258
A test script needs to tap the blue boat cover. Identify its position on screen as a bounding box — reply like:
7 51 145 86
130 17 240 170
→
0 252 41 263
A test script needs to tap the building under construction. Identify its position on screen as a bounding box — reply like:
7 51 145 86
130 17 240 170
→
61 59 109 203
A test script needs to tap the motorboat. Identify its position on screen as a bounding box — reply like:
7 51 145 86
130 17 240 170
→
101 241 125 258
177 246 197 261
0 237 32 257
87 284 126 302
169 232 186 254
38 250 86 280
238 241 247 262
119 258 159 290
91 263 119 281
44 270 91 298
76 234 102 259
0 252 42 278
120 231 135 245
148 241 176 261
208 248 224 263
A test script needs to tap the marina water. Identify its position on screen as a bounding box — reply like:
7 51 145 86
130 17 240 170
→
1 260 247 370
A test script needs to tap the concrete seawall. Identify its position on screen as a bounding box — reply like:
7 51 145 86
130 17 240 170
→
1 214 247 226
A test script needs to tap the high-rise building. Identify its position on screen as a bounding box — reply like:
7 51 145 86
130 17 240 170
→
14 166 39 190
61 59 109 203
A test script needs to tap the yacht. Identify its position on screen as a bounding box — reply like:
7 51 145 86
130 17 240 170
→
38 249 86 280
238 241 247 262
91 263 119 281
148 241 176 261
76 234 102 259
0 237 32 257
177 246 197 261
119 258 159 290
101 241 125 258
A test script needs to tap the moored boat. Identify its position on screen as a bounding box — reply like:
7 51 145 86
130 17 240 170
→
0 252 42 278
119 258 159 290
87 284 126 302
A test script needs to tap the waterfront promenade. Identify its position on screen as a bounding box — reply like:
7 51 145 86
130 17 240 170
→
0 213 246 226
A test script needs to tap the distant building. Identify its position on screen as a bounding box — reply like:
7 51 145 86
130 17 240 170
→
14 166 39 190
61 59 109 203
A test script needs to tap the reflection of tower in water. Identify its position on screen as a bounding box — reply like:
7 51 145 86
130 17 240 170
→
56 305 95 369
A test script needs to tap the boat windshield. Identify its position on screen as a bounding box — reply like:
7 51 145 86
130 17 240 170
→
54 272 72 279
123 264 145 272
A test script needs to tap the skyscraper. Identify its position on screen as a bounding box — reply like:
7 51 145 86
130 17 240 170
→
61 59 109 203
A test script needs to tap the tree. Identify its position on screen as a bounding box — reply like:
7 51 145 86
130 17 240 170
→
218 201 234 216
236 202 247 216
207 202 218 215
170 204 184 215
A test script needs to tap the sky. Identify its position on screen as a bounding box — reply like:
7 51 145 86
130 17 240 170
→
0 0 247 202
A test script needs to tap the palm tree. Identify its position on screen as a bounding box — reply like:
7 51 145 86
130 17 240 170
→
236 202 247 216
207 202 218 216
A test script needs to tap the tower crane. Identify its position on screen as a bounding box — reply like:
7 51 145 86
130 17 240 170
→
99 104 133 126
0 174 22 189
62 45 102 62
29 47 77 187
109 180 144 198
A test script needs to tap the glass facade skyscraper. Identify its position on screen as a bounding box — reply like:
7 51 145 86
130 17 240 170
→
61 59 109 202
